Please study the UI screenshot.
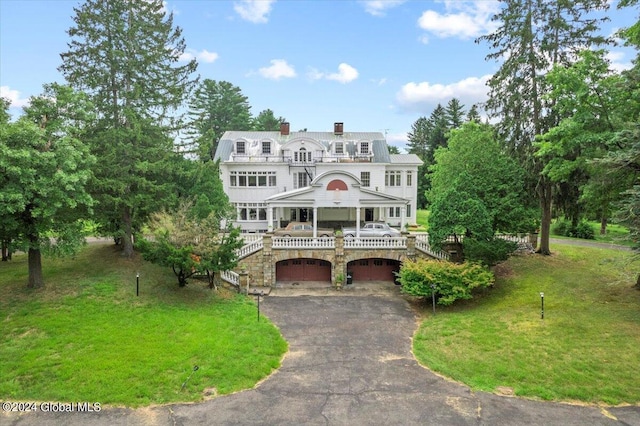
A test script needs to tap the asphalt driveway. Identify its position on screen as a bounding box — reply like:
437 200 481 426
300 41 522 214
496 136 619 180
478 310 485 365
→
4 294 639 426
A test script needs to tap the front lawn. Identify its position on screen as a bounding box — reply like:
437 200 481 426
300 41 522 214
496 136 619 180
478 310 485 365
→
0 244 287 407
412 245 640 405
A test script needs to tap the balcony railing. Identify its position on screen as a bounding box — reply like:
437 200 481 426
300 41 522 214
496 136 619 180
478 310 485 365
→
228 154 373 164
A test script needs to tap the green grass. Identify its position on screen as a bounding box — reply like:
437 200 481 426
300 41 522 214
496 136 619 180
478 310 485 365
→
412 245 640 405
0 244 287 407
414 209 430 231
551 220 634 247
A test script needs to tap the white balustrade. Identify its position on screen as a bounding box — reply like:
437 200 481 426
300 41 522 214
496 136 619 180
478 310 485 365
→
236 239 264 259
343 237 407 249
272 237 335 249
220 270 239 286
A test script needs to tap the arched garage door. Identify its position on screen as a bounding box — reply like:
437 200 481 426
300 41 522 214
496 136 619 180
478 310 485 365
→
348 258 400 282
276 258 331 282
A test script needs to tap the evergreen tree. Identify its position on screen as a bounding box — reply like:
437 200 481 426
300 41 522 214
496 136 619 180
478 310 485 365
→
252 108 286 131
187 79 252 161
444 98 465 129
59 0 197 257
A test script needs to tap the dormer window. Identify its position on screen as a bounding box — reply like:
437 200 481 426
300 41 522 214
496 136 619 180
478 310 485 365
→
262 141 271 155
335 142 344 155
236 141 246 154
359 142 369 155
294 147 312 162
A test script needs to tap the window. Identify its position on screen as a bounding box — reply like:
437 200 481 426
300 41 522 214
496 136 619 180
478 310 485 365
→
229 171 276 187
406 204 412 218
406 172 413 186
359 142 369 155
373 259 383 266
294 172 311 189
335 142 344 155
294 147 312 162
388 207 401 217
290 209 297 221
385 171 401 187
360 171 370 187
262 141 271 155
236 141 245 154
235 202 268 222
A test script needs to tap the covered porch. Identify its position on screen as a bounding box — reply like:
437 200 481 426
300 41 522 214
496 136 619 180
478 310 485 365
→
264 170 409 237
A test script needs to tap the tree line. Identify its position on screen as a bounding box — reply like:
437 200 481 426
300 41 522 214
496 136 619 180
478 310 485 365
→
407 0 639 262
0 0 285 288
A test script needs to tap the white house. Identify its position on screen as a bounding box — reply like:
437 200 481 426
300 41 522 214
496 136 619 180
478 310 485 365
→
213 122 423 235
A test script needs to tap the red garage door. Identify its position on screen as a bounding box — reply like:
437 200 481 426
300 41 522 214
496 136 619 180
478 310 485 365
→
276 258 331 282
348 258 400 281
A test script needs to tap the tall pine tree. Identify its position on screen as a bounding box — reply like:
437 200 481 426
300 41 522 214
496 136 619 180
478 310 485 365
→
59 0 197 257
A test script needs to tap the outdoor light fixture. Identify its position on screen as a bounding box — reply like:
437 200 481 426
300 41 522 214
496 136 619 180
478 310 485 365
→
431 284 436 315
136 272 140 297
540 292 544 319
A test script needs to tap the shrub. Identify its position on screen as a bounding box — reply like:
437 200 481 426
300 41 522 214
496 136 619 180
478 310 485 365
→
463 237 517 266
552 219 595 240
572 221 595 240
552 220 570 236
399 259 494 306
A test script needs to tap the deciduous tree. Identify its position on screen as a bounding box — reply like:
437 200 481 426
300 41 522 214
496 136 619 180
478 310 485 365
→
0 84 95 288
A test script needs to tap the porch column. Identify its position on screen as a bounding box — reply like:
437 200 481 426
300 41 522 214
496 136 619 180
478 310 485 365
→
313 207 318 238
400 205 407 231
356 207 361 238
267 207 274 232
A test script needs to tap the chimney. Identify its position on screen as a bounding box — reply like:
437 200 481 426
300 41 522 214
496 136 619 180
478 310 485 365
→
280 122 290 135
334 122 344 135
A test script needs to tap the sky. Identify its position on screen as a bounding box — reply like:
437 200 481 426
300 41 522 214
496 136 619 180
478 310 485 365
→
1 0 637 151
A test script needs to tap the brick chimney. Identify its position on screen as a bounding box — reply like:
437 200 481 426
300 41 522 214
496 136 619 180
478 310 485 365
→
334 122 343 135
280 122 290 135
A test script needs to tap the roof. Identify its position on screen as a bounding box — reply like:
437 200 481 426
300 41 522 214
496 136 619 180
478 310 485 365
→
213 130 391 163
389 154 423 165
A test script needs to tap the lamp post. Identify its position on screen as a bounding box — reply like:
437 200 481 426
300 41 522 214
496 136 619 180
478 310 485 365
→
257 290 264 322
431 284 436 315
136 273 139 296
540 292 544 319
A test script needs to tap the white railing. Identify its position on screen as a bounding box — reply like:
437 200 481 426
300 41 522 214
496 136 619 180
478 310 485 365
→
415 238 450 260
220 270 239 287
272 237 335 249
344 237 407 249
495 233 535 251
241 233 264 244
236 239 264 259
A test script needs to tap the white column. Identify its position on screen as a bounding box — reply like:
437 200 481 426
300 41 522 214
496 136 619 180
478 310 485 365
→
356 207 361 238
267 206 273 232
401 205 406 231
313 207 318 238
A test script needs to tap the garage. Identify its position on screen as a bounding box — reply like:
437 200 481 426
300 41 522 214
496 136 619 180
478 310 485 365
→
347 258 400 282
276 258 331 282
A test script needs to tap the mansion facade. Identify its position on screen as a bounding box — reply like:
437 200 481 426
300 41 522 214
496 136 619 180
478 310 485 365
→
213 122 422 234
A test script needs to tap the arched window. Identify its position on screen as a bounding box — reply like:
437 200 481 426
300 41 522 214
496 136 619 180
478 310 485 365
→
294 147 312 162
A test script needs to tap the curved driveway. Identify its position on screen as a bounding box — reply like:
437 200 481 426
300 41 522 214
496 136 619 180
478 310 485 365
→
4 294 639 426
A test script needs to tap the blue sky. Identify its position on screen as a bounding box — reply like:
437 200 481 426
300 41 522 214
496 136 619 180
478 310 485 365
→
1 0 636 151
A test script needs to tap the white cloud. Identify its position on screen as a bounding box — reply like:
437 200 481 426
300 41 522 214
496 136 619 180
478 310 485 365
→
396 74 491 113
310 63 359 84
234 0 275 23
606 50 633 73
179 49 219 63
418 0 500 40
371 77 387 86
258 59 297 80
0 86 30 108
360 0 405 16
